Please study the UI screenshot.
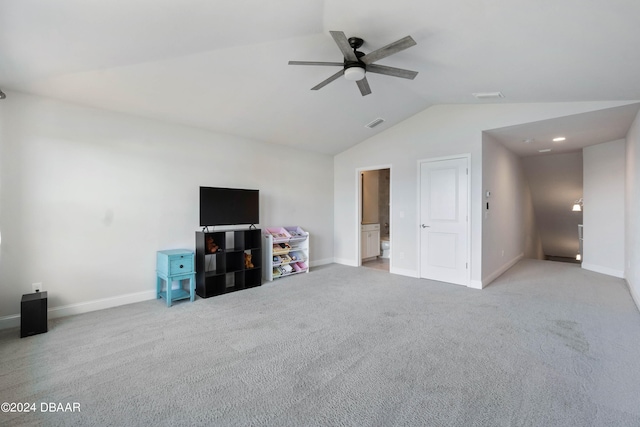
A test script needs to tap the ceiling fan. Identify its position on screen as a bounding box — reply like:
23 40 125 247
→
289 31 418 96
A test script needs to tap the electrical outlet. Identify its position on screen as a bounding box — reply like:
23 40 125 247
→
32 282 43 293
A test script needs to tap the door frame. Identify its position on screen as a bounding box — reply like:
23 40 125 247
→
356 164 392 267
416 154 471 285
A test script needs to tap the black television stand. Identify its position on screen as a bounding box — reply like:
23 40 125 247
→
195 228 262 298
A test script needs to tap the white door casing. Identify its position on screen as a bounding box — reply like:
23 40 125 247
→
419 156 469 285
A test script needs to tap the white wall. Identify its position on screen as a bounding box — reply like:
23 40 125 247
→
0 91 334 324
626 111 640 309
522 174 545 261
583 139 626 278
482 133 541 285
334 101 634 285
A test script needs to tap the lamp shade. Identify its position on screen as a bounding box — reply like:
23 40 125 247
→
572 198 583 212
344 67 365 81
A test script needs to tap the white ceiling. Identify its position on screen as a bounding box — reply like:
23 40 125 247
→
2 0 640 155
485 103 640 157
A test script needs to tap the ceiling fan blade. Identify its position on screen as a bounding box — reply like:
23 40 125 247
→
311 69 344 90
366 64 418 80
288 61 344 66
356 77 372 96
361 36 417 65
330 31 358 62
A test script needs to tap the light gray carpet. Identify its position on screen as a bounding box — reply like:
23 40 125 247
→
1 259 639 426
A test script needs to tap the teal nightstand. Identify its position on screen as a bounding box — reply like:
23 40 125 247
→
156 249 195 307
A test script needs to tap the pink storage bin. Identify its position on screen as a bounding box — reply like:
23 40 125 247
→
266 227 291 243
295 261 308 271
284 226 307 241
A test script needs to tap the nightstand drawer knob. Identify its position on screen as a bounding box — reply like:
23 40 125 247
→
179 264 184 269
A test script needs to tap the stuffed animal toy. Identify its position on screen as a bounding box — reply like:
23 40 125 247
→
206 236 219 254
244 253 254 268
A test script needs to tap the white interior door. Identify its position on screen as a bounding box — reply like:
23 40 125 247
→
420 157 469 285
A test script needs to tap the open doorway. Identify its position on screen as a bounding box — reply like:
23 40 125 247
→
521 152 583 264
358 167 391 272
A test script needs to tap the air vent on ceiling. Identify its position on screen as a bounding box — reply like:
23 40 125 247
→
365 118 385 129
472 91 504 99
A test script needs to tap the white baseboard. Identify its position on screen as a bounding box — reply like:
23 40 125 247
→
390 267 419 278
581 263 625 279
481 253 524 288
0 290 157 331
333 258 359 267
309 258 334 268
627 278 640 313
0 314 20 330
332 258 419 278
469 280 484 290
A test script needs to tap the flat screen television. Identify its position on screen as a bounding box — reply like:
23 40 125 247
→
199 187 259 227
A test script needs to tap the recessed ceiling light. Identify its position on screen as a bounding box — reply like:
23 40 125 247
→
539 149 552 153
472 92 504 99
552 137 566 142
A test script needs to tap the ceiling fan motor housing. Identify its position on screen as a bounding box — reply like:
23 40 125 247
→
348 37 364 49
344 60 365 70
344 49 366 74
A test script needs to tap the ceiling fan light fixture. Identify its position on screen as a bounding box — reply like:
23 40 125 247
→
344 66 366 81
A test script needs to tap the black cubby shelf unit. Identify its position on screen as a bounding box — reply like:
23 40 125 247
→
195 228 262 298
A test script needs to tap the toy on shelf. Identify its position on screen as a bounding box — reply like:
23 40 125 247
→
289 251 304 261
266 227 292 243
206 236 219 254
286 226 307 241
244 253 254 268
272 242 291 255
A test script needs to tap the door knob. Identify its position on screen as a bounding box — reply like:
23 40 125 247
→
421 224 430 228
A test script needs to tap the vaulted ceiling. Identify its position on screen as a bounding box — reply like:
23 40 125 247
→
2 1 640 155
